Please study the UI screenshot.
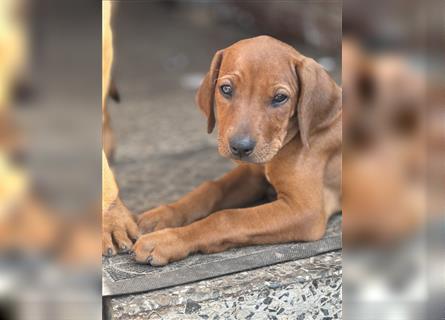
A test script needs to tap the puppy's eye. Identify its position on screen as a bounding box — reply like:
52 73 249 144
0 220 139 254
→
272 94 288 106
220 85 233 97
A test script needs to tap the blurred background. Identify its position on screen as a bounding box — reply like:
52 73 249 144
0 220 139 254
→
0 1 101 319
343 0 445 319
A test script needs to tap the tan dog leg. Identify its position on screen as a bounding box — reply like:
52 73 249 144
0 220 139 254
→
102 151 140 256
102 1 115 160
138 164 268 233
102 198 140 256
102 109 115 161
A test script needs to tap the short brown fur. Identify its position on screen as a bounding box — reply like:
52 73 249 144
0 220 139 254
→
134 36 342 266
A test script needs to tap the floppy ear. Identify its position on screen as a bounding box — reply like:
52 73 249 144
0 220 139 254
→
295 57 342 148
195 50 224 134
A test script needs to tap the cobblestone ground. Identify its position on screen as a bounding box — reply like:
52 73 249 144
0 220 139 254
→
104 3 342 319
106 252 342 320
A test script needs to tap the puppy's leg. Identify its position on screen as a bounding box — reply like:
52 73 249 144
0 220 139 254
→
138 164 268 233
133 199 326 266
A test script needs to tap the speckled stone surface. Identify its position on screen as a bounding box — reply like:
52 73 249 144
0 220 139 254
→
106 252 342 320
104 3 342 319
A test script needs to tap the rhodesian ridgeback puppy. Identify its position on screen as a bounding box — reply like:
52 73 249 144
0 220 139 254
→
132 36 342 266
102 2 139 256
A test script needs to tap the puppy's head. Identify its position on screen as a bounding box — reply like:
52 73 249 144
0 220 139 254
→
196 36 341 163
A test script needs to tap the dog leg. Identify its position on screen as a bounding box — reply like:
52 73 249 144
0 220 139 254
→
103 198 140 256
102 109 115 162
102 151 139 256
133 199 326 266
137 164 268 233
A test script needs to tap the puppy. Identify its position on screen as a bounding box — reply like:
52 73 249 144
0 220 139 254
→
133 36 342 266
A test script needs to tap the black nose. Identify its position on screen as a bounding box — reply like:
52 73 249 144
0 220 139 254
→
229 136 256 158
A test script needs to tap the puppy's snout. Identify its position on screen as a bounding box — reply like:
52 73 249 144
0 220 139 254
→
229 136 256 158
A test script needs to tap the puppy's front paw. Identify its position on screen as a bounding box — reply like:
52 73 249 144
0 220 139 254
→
132 229 190 266
137 205 183 234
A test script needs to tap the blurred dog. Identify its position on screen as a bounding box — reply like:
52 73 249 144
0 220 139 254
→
0 0 56 255
0 153 61 254
0 0 102 267
102 1 139 256
133 36 342 266
0 0 28 155
342 38 425 245
0 0 28 107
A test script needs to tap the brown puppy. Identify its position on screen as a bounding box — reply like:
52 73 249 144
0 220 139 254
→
133 36 342 266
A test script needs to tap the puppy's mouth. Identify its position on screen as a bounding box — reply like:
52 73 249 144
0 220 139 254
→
218 142 279 164
229 153 256 163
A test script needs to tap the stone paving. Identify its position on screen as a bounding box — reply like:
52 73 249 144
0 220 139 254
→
106 252 341 320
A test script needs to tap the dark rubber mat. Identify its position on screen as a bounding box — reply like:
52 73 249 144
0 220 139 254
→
102 214 341 297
